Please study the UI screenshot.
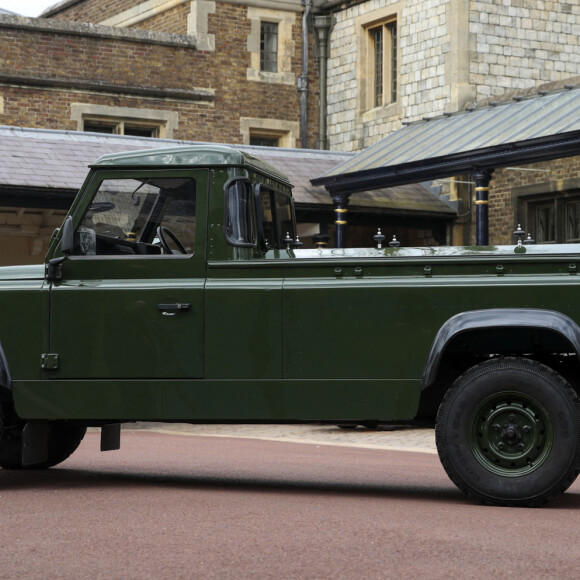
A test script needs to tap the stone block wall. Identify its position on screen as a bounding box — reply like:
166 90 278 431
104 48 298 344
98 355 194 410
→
327 0 455 152
327 0 580 152
469 0 580 99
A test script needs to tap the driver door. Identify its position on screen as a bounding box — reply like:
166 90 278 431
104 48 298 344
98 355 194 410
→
48 169 207 380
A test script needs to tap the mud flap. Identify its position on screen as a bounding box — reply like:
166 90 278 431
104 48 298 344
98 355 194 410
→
100 423 121 452
22 420 49 466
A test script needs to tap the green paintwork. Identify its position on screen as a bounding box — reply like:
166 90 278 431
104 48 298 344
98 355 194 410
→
0 144 579 426
13 378 420 421
93 144 292 187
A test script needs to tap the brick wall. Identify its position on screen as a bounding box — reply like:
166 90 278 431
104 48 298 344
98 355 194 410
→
487 156 580 245
46 0 142 22
0 8 318 148
131 3 190 35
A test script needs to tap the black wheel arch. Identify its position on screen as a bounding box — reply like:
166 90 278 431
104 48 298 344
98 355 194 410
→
419 309 580 416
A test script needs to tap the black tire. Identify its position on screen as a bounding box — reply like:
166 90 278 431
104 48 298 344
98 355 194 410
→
436 357 580 507
0 419 86 470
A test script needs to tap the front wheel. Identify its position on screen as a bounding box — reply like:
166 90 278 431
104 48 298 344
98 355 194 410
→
436 357 580 506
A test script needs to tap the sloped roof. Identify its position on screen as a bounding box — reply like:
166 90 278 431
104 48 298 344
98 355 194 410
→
0 126 455 216
313 87 580 195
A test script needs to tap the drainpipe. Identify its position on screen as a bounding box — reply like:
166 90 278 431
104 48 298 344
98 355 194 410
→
314 15 332 150
299 0 313 149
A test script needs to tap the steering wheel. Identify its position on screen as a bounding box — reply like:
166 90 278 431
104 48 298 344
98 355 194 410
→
156 226 188 255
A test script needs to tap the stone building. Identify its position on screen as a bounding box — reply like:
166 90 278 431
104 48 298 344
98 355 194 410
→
317 0 580 246
0 0 319 148
0 0 456 257
323 0 580 151
3 0 579 249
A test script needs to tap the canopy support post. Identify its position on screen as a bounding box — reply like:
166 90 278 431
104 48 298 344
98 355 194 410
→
472 169 494 246
332 193 350 248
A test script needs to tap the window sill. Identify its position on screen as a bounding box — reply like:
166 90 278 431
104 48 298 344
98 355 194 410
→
246 68 295 86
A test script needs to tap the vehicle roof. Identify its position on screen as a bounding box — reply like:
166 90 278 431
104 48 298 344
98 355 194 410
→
92 144 292 186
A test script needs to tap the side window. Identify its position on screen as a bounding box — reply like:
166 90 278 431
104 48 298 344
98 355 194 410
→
256 185 295 249
73 177 196 256
275 191 295 242
225 179 256 247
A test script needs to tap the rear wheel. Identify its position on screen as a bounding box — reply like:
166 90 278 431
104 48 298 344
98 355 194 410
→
436 357 580 506
0 413 86 470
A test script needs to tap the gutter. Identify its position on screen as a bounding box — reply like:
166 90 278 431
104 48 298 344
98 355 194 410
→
299 0 313 149
314 15 332 150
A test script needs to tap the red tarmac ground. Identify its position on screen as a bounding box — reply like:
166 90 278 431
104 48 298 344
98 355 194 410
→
1 430 580 579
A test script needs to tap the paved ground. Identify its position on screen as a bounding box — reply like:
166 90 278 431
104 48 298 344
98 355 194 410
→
2 431 580 579
126 422 437 454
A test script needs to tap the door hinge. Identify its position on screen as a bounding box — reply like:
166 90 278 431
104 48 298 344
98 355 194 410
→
45 256 66 282
40 353 60 370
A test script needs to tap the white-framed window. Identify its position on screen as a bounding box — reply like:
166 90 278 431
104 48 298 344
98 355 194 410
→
260 21 279 73
82 118 162 138
355 6 401 118
240 117 300 148
250 134 280 147
71 104 179 139
368 19 397 108
247 7 296 85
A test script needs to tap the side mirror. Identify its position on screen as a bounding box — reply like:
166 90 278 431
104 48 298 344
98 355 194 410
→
60 216 74 255
46 216 74 282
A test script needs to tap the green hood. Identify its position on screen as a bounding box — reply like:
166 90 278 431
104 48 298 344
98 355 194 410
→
0 264 45 281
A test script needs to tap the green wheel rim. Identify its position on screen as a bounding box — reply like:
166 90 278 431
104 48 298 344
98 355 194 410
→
469 391 554 477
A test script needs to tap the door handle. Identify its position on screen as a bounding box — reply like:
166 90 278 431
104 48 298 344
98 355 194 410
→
157 303 191 314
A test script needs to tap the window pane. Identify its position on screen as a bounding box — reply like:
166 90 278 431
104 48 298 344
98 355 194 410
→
84 122 116 134
388 22 397 102
225 180 255 247
250 136 279 147
124 126 157 138
259 189 275 248
256 188 295 249
372 26 383 107
566 201 580 242
260 22 278 72
535 203 555 243
275 192 294 245
74 177 196 256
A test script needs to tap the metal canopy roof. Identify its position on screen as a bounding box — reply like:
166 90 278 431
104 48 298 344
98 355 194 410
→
312 87 580 195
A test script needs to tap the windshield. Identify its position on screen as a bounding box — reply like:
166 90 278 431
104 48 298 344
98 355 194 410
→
73 176 196 256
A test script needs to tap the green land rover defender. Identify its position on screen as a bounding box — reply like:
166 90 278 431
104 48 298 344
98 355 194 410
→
1 144 580 507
